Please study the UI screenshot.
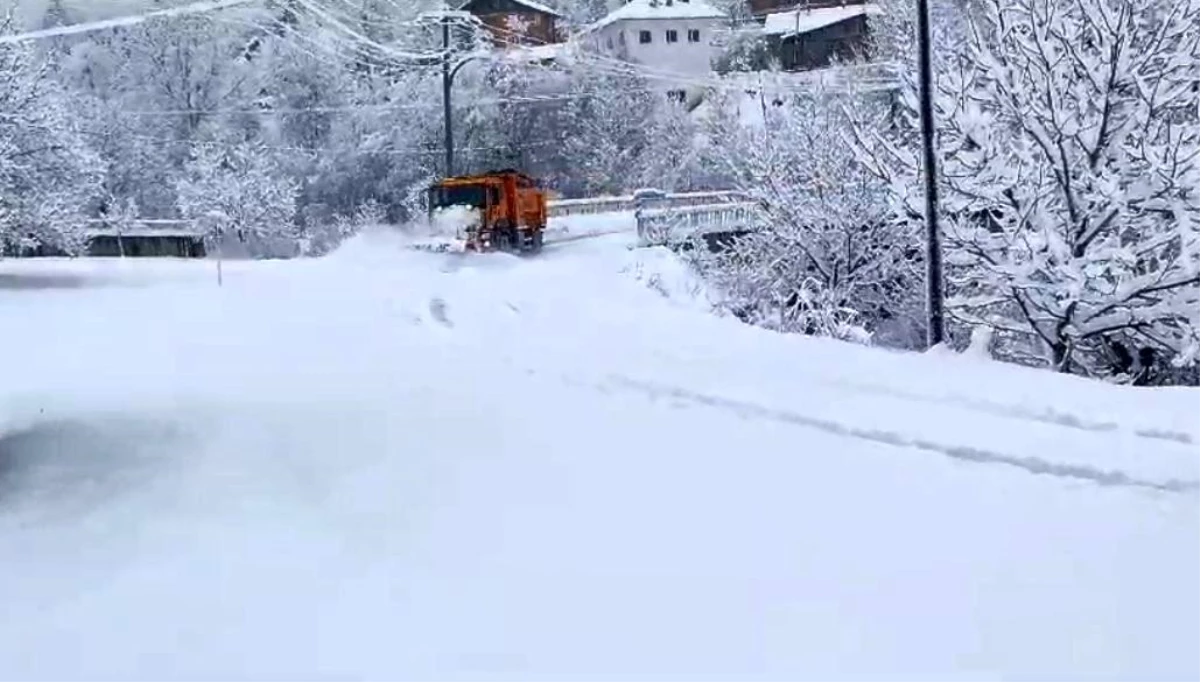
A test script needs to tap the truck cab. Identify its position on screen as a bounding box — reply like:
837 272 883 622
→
427 170 547 253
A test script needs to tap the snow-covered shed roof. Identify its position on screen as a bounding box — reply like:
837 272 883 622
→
593 0 727 30
762 3 881 37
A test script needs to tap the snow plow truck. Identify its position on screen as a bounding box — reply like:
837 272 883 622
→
426 169 548 254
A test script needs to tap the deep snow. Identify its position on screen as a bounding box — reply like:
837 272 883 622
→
1 225 1197 680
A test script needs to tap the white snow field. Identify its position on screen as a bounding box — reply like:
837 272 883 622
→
1 225 1198 681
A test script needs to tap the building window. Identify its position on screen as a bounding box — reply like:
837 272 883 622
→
606 36 613 50
688 28 701 43
639 30 652 44
666 29 678 43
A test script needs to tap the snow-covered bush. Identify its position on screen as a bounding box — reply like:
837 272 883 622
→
699 87 923 347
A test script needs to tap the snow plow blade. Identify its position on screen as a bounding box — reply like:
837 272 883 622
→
408 239 468 254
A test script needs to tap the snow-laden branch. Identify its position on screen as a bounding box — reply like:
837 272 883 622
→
849 0 1199 381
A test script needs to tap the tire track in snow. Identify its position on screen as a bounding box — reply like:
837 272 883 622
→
428 298 453 328
785 372 1194 445
607 375 1200 494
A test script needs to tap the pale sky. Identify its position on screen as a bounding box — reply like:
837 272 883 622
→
3 0 204 27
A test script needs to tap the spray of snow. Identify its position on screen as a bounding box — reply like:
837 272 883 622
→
387 205 482 253
428 205 480 239
966 325 996 360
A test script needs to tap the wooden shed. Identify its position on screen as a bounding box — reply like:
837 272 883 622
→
758 0 879 71
85 222 207 258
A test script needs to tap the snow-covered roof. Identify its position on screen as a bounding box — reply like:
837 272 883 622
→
762 3 881 37
506 0 564 17
85 228 202 238
593 0 727 30
458 0 564 18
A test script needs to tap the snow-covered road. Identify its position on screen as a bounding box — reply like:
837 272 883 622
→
1 228 1197 680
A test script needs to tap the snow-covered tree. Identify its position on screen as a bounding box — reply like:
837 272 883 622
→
175 138 300 258
866 0 969 70
0 25 101 256
125 15 260 138
559 70 657 196
935 0 1200 380
699 87 923 345
850 0 969 191
636 96 710 192
552 0 612 26
454 58 567 183
314 64 441 222
53 8 267 220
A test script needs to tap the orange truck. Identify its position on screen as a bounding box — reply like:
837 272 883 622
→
426 169 548 253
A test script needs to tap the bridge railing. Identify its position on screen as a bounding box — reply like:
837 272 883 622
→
635 202 760 247
548 190 747 218
548 196 634 217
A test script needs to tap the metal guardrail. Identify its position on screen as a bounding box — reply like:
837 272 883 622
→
548 196 633 217
548 190 747 218
635 201 759 247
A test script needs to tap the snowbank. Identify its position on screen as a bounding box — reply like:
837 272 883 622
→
618 244 720 314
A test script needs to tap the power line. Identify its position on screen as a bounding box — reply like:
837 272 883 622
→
211 10 395 66
110 129 562 157
0 0 259 45
115 91 600 117
289 0 445 62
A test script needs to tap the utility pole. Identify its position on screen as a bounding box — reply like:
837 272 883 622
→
442 15 455 177
916 0 945 347
436 13 485 179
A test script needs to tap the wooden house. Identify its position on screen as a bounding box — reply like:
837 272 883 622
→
458 0 565 46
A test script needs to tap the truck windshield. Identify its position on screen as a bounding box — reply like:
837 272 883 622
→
429 185 487 209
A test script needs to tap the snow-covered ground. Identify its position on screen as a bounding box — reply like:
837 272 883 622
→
1 225 1197 680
